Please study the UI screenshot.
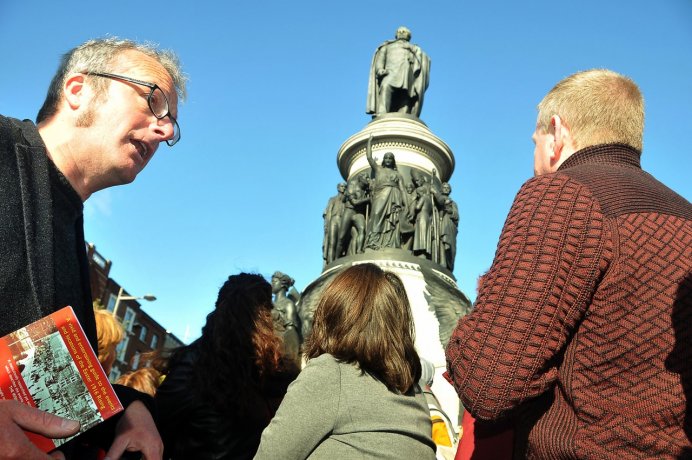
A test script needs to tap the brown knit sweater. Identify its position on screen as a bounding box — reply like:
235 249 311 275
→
446 144 692 459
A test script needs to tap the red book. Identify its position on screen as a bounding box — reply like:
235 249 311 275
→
0 306 123 452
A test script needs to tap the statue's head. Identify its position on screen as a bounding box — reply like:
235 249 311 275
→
441 182 452 195
406 182 415 193
410 169 426 187
337 182 347 194
271 271 295 294
396 26 411 41
382 152 396 169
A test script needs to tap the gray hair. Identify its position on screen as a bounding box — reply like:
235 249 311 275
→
37 37 187 123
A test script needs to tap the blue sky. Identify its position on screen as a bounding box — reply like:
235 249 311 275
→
1 0 690 343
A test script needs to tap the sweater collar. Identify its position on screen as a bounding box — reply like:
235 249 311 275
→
558 143 642 171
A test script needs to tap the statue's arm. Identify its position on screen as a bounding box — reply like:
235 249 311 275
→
366 134 377 170
374 45 387 77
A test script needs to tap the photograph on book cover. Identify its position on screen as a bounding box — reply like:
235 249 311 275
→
4 317 103 447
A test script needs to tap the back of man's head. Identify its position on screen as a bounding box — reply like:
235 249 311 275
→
537 69 644 152
36 37 187 124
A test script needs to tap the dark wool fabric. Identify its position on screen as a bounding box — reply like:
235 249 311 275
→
446 144 692 459
0 115 97 348
155 341 298 460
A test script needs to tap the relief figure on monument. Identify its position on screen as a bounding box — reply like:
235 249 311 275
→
366 26 430 117
400 182 417 251
433 182 459 271
408 169 437 260
271 271 301 366
335 172 370 259
322 182 347 266
364 135 408 251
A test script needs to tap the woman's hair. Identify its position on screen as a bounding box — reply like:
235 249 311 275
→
160 273 287 416
93 308 124 366
116 367 161 397
305 263 421 393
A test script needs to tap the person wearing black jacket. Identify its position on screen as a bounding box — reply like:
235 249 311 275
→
0 36 186 460
155 274 299 460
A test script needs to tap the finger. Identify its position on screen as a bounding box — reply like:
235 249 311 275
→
49 450 66 460
1 433 52 460
10 401 79 438
140 443 164 460
103 436 128 460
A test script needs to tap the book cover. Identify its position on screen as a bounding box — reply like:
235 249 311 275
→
0 306 123 452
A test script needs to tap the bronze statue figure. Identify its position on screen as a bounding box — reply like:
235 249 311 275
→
335 172 370 258
323 182 347 266
364 135 408 250
366 26 431 118
271 272 301 366
434 182 459 271
408 169 435 259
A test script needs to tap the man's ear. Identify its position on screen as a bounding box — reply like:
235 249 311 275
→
550 115 566 167
63 73 88 110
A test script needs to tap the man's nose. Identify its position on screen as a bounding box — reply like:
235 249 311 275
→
153 116 175 142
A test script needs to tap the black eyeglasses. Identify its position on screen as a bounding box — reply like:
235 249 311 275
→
86 72 180 146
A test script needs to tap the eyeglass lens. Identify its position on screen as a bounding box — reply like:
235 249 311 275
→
148 87 168 118
148 87 180 146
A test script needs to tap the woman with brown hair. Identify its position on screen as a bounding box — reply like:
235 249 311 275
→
155 273 299 460
254 263 436 459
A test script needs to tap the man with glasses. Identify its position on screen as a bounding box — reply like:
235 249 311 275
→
0 37 186 459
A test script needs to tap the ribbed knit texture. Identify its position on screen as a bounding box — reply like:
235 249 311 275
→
446 144 692 459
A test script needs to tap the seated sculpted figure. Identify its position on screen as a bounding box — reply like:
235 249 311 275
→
335 172 370 258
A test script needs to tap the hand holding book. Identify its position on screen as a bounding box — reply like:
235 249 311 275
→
0 307 123 455
0 399 79 459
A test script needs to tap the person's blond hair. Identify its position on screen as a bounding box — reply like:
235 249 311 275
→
93 308 124 366
537 69 644 151
116 367 161 397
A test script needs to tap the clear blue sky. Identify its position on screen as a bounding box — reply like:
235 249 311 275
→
1 0 690 343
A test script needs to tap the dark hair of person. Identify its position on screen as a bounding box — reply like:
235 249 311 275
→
304 263 421 394
157 273 286 417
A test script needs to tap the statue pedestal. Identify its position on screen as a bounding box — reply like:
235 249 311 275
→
337 114 455 183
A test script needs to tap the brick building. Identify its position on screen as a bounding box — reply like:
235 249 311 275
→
86 243 184 382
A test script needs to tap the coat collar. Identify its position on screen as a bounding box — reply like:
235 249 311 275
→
559 143 642 171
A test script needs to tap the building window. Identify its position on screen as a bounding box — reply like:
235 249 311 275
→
123 307 136 332
138 325 148 342
91 252 108 269
109 367 121 383
150 334 159 349
131 351 141 370
116 336 129 362
106 293 117 312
